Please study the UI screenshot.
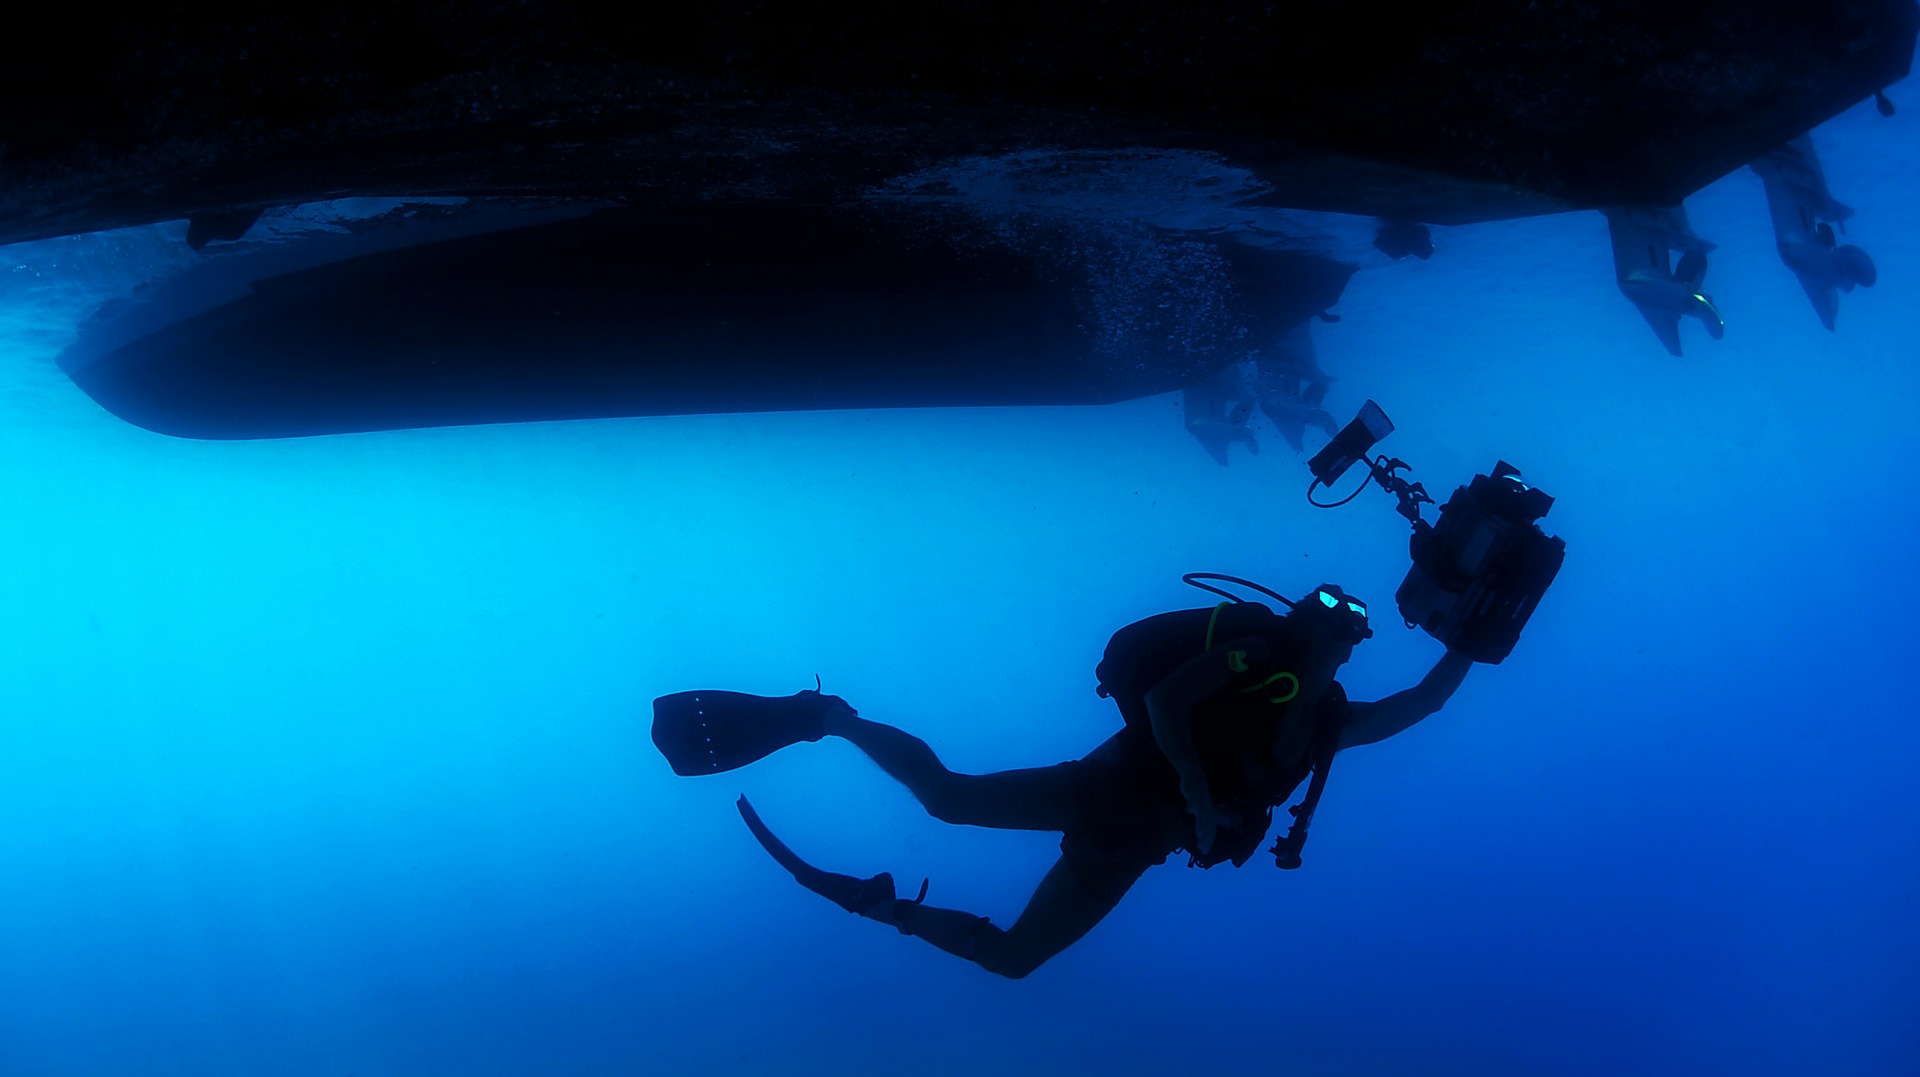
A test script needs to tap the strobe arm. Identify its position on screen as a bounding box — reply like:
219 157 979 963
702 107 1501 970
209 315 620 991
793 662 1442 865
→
1370 456 1432 526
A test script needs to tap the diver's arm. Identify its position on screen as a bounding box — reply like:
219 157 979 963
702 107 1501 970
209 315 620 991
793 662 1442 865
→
1143 636 1268 854
1338 650 1473 750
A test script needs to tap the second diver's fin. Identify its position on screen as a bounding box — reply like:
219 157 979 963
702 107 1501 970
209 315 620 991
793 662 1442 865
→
651 689 836 776
737 796 922 919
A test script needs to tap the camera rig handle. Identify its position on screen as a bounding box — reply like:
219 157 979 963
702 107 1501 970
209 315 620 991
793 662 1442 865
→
1369 456 1433 528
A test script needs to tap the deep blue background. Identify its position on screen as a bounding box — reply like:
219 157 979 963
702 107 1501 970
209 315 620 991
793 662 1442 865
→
2 97 1915 1074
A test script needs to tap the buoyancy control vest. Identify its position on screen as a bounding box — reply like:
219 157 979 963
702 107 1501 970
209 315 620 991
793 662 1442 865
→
1095 602 1348 869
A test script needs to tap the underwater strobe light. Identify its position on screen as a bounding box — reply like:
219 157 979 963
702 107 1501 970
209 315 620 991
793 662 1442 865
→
1306 401 1566 664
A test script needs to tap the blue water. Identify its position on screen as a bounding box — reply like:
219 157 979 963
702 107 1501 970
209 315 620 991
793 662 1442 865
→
2 95 1916 1075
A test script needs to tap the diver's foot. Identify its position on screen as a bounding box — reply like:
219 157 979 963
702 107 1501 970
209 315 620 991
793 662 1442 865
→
836 870 902 920
802 868 915 931
735 796 901 919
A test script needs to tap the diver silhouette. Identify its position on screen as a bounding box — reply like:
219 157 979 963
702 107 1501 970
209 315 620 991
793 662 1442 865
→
653 581 1481 979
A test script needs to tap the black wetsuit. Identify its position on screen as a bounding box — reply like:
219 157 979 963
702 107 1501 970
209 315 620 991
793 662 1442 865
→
1059 680 1349 894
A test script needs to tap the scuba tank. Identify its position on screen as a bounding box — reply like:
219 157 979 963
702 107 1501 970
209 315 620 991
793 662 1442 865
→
1094 574 1347 869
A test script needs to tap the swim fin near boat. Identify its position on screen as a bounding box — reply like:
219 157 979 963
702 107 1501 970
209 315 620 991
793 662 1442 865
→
650 687 840 776
736 795 924 919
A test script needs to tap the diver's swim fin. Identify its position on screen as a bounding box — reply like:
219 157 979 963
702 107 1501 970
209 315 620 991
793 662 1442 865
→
737 796 920 918
651 688 836 776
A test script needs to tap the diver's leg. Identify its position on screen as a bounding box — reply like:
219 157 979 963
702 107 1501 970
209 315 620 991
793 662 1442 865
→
823 708 1076 832
890 854 1146 979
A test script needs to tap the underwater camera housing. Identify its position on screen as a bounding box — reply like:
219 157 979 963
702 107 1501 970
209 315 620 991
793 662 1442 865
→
1308 402 1566 663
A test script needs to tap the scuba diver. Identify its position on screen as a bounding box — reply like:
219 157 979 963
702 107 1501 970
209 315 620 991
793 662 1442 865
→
652 580 1479 979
